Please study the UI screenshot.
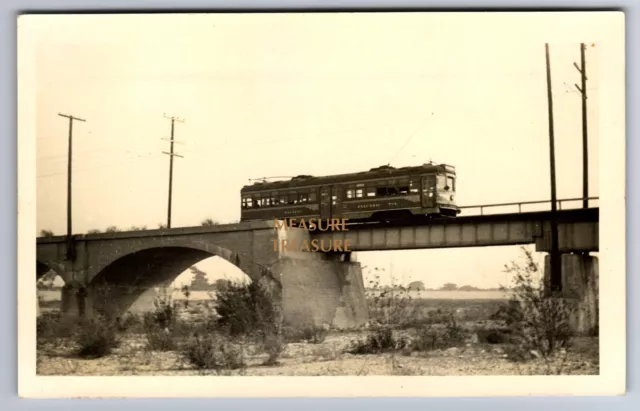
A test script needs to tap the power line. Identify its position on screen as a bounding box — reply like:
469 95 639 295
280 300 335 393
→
162 114 185 229
387 112 433 166
36 150 163 179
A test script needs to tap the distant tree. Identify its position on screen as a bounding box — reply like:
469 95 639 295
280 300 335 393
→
201 218 219 226
440 282 458 291
189 266 211 291
407 281 426 291
105 226 120 233
40 229 54 238
87 229 102 234
129 225 147 231
458 285 481 291
157 223 168 229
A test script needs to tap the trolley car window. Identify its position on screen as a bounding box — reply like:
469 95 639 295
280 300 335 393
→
280 195 287 205
288 192 297 205
309 191 317 202
367 187 376 197
247 198 253 208
346 189 354 199
437 175 447 189
355 188 363 198
398 178 409 195
299 192 309 203
409 179 420 193
447 176 455 191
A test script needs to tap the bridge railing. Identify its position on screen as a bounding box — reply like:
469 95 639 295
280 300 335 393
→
458 197 599 216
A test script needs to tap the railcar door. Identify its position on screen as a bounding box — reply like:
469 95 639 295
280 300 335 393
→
421 174 437 209
331 186 342 217
320 186 332 220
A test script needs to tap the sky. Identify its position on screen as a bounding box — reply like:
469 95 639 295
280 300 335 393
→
32 13 603 289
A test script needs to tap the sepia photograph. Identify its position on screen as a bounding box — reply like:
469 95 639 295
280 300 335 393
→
17 11 625 397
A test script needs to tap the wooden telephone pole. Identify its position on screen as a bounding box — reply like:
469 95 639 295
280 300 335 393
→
573 43 589 208
58 113 85 261
545 44 561 293
162 114 184 229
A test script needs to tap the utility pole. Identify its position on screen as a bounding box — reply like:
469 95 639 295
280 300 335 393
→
162 114 184 229
573 43 589 208
58 113 86 261
545 44 562 294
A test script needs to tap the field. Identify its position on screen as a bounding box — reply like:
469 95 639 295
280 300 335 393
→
36 289 599 376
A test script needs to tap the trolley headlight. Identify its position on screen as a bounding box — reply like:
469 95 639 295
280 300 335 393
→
450 195 454 201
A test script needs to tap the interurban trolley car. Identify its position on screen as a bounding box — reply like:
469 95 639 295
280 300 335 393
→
240 163 460 223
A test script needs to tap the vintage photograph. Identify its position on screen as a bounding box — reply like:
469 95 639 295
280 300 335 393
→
18 12 625 397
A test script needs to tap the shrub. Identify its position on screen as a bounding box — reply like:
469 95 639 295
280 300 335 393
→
495 247 575 360
74 316 119 358
116 312 143 333
410 313 467 352
212 279 283 364
39 229 55 238
366 274 416 327
283 324 328 344
105 226 120 233
181 285 191 308
348 327 408 355
181 333 245 370
262 331 284 365
145 293 176 329
144 324 177 351
477 328 512 344
215 281 280 340
37 312 79 343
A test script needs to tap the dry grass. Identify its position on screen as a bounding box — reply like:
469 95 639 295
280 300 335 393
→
36 295 599 376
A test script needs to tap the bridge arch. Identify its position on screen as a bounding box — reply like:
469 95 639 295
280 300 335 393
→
87 242 281 317
36 259 67 281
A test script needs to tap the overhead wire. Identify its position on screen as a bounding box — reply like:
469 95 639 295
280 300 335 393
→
387 112 434 166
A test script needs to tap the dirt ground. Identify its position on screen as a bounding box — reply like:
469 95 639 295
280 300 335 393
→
36 331 599 376
36 294 599 376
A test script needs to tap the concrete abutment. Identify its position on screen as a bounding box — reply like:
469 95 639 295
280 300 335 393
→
544 253 599 335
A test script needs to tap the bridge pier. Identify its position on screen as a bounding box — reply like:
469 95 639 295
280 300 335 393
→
274 226 368 329
59 281 87 317
275 256 368 329
544 253 599 335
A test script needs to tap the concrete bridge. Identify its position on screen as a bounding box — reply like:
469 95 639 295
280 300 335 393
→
37 220 368 328
36 206 599 332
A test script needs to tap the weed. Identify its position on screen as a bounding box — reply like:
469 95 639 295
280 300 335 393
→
74 315 119 358
181 333 245 370
348 327 408 355
496 247 575 361
283 324 328 344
